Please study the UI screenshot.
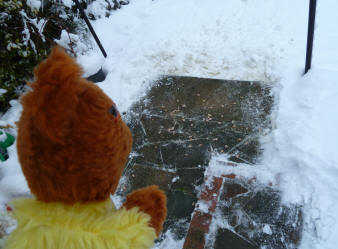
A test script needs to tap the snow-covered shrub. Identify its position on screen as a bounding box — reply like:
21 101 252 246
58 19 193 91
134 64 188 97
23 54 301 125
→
0 0 130 113
0 0 81 113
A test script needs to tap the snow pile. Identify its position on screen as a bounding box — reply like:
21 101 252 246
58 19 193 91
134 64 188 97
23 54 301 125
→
261 68 338 249
259 1 338 248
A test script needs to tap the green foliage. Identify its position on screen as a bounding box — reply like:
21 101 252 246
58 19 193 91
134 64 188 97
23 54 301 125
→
0 0 129 113
0 0 82 113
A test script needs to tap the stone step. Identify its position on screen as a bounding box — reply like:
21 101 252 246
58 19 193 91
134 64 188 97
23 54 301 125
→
117 76 301 248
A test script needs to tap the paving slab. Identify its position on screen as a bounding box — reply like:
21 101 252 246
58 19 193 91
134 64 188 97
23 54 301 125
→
214 228 258 249
215 178 303 249
115 75 302 248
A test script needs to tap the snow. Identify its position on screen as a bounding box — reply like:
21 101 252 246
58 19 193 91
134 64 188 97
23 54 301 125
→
260 68 338 249
1 0 338 248
263 224 272 235
26 0 41 11
0 133 6 143
26 0 74 11
61 0 74 9
171 176 179 183
196 200 211 213
86 0 110 19
0 100 22 127
0 143 30 204
154 230 184 249
76 0 304 112
0 89 6 97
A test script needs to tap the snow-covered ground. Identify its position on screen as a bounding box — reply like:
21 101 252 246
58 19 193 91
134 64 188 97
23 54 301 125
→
1 0 338 248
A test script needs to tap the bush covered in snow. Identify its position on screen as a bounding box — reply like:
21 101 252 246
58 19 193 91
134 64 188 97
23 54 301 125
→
0 0 79 112
0 0 129 113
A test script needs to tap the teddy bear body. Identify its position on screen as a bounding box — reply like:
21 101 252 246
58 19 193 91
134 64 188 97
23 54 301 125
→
4 199 156 249
3 47 166 249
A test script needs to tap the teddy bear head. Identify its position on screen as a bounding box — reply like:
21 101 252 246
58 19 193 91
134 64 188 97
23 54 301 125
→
16 46 132 204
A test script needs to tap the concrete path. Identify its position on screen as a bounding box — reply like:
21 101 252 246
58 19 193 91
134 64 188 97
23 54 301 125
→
118 76 302 249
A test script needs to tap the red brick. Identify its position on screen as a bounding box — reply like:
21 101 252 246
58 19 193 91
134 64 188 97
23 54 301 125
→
223 183 248 199
223 173 237 179
215 160 239 167
248 176 257 184
200 176 223 212
183 211 212 249
183 176 223 249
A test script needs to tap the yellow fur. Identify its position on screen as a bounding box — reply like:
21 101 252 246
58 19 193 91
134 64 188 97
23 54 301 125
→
4 198 156 249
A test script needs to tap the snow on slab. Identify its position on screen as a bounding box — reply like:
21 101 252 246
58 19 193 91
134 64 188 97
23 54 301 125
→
153 230 184 249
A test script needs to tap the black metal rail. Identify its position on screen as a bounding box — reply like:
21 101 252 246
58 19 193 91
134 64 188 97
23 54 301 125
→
73 0 107 58
305 0 317 74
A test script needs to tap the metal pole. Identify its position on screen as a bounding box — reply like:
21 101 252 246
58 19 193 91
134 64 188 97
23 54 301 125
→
73 0 107 58
305 0 317 74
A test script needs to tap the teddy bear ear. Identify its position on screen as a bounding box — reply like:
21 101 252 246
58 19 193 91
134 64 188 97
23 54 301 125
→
33 46 83 87
22 46 83 144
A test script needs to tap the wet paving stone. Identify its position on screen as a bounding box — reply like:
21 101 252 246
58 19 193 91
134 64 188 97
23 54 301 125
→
214 228 258 249
112 75 304 248
215 178 303 249
159 140 211 169
166 190 197 221
172 167 205 193
122 164 176 193
222 183 249 199
244 190 282 224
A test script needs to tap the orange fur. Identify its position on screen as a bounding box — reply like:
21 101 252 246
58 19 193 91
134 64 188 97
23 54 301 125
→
17 46 132 204
17 46 167 236
123 186 167 236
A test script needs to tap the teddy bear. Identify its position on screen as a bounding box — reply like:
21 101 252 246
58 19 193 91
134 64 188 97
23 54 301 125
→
3 46 167 249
